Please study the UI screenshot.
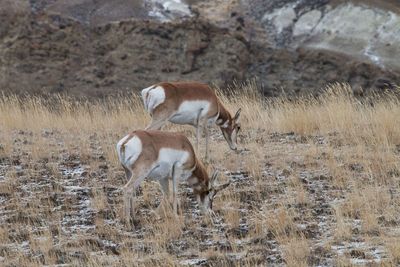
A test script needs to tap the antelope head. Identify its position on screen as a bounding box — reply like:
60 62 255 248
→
201 170 231 211
220 108 242 151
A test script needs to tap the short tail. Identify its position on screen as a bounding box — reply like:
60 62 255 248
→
143 92 150 112
141 86 154 112
117 137 129 165
120 144 126 164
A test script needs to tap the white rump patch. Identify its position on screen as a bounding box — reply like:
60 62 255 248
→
116 134 130 161
141 86 165 114
141 85 154 111
169 100 211 125
116 135 142 167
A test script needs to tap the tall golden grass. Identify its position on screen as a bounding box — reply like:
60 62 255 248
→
2 83 399 148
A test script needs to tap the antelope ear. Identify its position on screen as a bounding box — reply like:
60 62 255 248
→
233 108 242 122
210 170 219 186
214 181 231 193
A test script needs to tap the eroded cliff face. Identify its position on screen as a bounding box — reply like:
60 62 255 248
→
0 0 399 97
245 0 400 95
301 3 400 71
0 0 249 97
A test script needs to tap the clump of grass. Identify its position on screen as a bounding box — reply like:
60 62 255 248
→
282 236 310 267
0 93 147 133
266 83 400 146
333 205 352 241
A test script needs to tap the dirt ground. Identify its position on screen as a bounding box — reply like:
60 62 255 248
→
1 126 399 266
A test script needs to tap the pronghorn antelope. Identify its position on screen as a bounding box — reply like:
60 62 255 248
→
141 82 242 160
116 130 231 222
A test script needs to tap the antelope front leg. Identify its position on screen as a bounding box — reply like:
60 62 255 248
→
122 174 147 227
145 111 171 131
130 190 136 221
145 119 167 131
155 178 170 217
123 186 133 224
195 126 200 153
172 169 177 215
195 109 203 153
171 163 181 215
159 177 170 202
204 122 210 163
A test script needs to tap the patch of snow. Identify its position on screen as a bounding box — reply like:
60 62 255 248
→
64 185 88 192
58 165 96 234
147 0 192 21
331 241 388 264
227 251 247 260
163 1 191 15
61 166 85 177
8 240 31 254
180 258 208 266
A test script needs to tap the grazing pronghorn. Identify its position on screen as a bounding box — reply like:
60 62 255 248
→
141 82 242 160
116 130 230 223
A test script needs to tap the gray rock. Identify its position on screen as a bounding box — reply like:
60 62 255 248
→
293 9 322 36
305 3 400 71
162 1 191 16
262 5 296 33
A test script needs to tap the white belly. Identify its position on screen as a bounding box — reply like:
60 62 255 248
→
147 148 190 181
169 100 210 125
147 162 172 181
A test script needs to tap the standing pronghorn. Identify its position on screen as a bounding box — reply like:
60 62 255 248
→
141 82 242 160
116 130 230 223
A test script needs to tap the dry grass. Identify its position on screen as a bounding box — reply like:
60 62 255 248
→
1 83 400 266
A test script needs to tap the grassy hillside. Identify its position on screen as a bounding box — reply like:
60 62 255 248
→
0 83 399 266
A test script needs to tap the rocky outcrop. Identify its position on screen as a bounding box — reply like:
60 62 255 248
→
246 0 400 95
260 1 400 72
31 0 192 24
0 0 399 97
0 11 249 97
